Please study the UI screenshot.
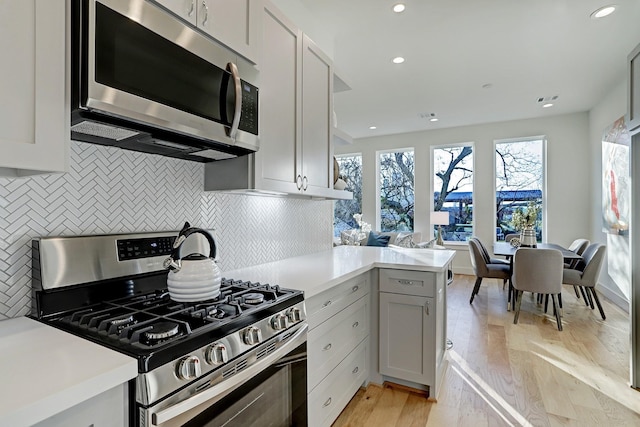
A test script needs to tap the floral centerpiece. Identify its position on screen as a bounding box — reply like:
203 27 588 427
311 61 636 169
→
352 213 372 242
510 201 541 231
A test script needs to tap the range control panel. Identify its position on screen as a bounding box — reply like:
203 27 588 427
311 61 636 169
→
117 236 176 261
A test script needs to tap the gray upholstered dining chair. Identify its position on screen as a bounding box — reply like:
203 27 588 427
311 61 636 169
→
512 248 564 331
562 243 607 320
471 236 510 289
565 238 590 300
468 239 511 304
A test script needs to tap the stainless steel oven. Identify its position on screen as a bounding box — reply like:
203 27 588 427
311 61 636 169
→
31 232 307 427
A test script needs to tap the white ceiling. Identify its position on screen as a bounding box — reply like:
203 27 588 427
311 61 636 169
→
288 0 640 139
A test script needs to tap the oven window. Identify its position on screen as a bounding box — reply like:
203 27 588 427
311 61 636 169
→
94 3 234 126
184 343 307 427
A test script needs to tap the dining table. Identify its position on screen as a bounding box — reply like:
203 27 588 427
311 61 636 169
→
493 241 582 310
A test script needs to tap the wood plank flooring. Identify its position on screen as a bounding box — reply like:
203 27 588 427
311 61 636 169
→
332 274 640 426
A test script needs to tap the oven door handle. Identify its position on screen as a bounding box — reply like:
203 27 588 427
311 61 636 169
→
151 323 308 426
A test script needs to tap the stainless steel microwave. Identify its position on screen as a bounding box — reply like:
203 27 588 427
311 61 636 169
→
70 0 259 162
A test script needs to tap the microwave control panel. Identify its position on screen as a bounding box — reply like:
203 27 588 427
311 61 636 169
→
239 81 258 135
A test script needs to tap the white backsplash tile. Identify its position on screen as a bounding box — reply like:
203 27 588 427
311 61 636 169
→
0 141 333 319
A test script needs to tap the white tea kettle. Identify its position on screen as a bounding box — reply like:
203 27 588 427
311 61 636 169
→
163 222 222 302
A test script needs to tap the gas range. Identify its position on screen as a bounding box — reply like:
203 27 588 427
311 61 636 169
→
31 232 308 426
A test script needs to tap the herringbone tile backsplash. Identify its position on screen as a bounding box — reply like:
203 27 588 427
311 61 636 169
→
0 141 333 319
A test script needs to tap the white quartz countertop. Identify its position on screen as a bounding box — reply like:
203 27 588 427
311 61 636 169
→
223 246 456 298
0 317 138 427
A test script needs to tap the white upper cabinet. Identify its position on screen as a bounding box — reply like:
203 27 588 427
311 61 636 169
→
153 0 260 64
0 1 68 177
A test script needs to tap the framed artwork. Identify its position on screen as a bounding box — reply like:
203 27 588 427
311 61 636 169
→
602 116 630 234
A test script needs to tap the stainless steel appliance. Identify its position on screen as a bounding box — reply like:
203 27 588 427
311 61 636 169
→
70 0 259 162
31 232 307 426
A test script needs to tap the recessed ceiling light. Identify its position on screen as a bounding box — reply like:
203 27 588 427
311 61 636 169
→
430 117 439 122
369 126 377 130
393 3 405 13
392 56 405 64
591 5 616 19
542 103 554 108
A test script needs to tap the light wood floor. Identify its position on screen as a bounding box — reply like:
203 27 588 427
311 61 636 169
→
332 274 640 426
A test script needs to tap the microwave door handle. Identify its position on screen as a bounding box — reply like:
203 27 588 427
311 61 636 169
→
151 323 308 426
226 62 242 140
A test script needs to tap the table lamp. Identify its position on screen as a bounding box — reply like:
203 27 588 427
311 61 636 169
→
430 211 449 246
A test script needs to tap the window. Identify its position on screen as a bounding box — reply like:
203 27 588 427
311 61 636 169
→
379 150 414 232
433 145 474 241
333 154 362 236
495 138 545 242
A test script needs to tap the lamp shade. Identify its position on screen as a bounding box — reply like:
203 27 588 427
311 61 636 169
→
430 211 449 225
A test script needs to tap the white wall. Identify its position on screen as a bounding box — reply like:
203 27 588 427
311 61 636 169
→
589 80 630 309
336 112 591 275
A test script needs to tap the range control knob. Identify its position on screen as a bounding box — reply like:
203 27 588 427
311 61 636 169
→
270 313 288 330
287 307 303 323
176 356 201 380
205 343 229 365
243 326 262 345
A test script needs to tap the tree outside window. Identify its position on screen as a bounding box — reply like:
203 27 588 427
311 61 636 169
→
433 145 474 241
379 150 414 232
333 154 362 236
495 139 544 241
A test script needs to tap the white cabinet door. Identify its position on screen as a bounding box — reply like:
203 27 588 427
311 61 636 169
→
254 2 301 194
301 35 333 196
379 292 435 385
153 0 198 25
0 0 68 177
200 0 259 63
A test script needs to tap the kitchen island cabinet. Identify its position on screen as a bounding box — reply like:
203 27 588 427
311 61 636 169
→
0 0 68 177
0 317 137 427
224 245 455 426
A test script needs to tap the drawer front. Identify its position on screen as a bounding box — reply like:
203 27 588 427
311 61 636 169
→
379 269 436 297
307 273 369 330
308 296 368 391
308 339 369 427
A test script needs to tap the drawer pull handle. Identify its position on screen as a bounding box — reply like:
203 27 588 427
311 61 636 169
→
323 397 332 407
323 300 332 307
323 343 332 351
424 300 430 315
398 280 415 286
352 321 359 328
352 366 359 374
352 285 359 292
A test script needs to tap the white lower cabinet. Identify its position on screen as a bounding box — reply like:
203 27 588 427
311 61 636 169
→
378 269 447 399
306 273 370 427
32 383 128 427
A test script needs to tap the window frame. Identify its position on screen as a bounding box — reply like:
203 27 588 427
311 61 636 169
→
376 147 415 232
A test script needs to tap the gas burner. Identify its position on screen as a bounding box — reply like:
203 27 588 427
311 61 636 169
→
243 293 265 304
110 315 134 326
144 321 180 341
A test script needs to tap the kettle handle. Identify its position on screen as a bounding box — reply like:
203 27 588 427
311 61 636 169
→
170 228 217 262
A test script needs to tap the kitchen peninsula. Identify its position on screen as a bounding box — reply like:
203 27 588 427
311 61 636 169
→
225 245 455 427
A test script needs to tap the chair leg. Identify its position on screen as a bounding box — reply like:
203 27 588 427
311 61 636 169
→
558 293 563 317
551 294 563 331
584 286 594 309
543 294 549 313
513 291 523 324
470 277 483 304
579 285 590 306
589 287 606 320
573 285 581 299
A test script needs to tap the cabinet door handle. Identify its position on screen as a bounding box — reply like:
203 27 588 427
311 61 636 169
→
352 285 359 292
296 175 303 190
187 0 195 17
323 397 332 407
352 366 359 374
352 321 359 328
323 300 332 307
323 343 332 351
424 300 430 315
302 176 308 191
201 0 209 26
398 280 415 286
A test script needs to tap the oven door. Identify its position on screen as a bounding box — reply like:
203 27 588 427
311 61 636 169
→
140 323 307 427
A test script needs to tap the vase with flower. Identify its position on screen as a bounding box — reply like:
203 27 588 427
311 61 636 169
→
510 202 541 247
